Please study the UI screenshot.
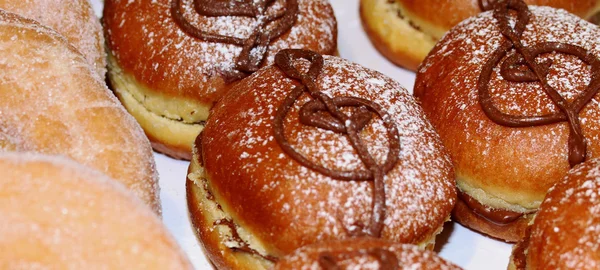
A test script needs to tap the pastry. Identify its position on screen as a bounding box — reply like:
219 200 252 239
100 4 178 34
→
0 9 160 212
0 152 191 269
510 158 600 269
414 0 600 241
0 0 106 77
360 0 600 71
187 49 456 269
273 238 462 269
103 0 338 159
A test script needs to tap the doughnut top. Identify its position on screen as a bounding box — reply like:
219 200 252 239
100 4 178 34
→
525 158 600 269
395 0 600 39
0 152 191 269
414 6 600 207
272 238 462 269
200 54 456 254
103 0 337 104
0 0 106 78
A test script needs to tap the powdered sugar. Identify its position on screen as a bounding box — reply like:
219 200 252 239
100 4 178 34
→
104 0 337 100
415 6 600 206
200 55 455 251
0 152 191 269
272 239 460 269
0 0 106 78
0 10 160 212
527 158 600 268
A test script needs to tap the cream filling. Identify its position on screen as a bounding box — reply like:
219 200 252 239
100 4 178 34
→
107 53 210 123
108 55 204 151
457 177 541 213
187 157 274 269
360 0 436 60
391 1 446 40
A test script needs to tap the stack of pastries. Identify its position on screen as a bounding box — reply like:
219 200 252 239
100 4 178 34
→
3 0 600 269
0 1 191 268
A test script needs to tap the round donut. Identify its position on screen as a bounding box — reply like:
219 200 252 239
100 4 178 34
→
187 50 456 269
509 158 600 269
103 0 338 160
0 10 160 212
414 2 600 241
0 152 191 269
0 0 106 78
359 0 600 71
273 238 462 269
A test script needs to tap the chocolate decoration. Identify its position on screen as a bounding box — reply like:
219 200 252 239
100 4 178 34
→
457 190 528 225
214 219 279 263
318 247 400 270
171 0 299 81
273 49 401 238
591 11 600 25
478 0 496 11
478 0 600 167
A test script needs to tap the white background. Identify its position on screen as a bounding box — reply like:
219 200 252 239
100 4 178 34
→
90 0 513 269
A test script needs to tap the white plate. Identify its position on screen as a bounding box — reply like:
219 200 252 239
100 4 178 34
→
91 0 512 269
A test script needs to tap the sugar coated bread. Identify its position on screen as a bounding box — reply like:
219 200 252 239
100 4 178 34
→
0 9 160 212
273 238 462 270
510 158 600 269
187 49 456 269
0 0 106 77
360 0 600 71
103 0 338 160
0 152 191 269
414 1 600 241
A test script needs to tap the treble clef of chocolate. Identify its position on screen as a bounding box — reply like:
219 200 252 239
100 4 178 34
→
478 0 600 167
318 248 399 270
273 49 401 237
170 0 299 81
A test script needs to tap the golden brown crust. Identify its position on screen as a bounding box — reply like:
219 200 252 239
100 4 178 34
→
103 0 337 160
0 0 106 78
397 0 600 35
188 54 456 268
0 10 160 212
414 7 600 241
187 156 274 270
272 238 462 269
0 153 191 269
360 0 600 71
359 0 434 71
512 158 600 269
104 0 337 103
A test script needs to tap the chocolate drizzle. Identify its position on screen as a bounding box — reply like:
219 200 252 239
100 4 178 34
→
171 0 299 81
273 49 401 237
478 0 496 11
318 248 399 270
457 189 527 225
478 0 600 167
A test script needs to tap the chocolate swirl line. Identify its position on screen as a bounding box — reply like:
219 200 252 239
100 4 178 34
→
478 0 496 11
318 248 399 270
273 49 401 237
478 0 600 167
171 0 299 81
